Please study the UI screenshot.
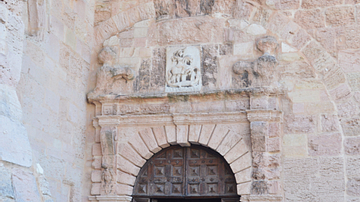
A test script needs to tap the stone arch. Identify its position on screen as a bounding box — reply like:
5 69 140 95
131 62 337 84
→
117 124 252 198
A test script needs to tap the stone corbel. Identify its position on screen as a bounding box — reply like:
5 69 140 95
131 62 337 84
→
233 36 279 88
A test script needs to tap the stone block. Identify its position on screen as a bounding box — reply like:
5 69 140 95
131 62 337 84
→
217 130 242 156
0 115 32 167
117 155 140 176
237 182 251 195
165 125 177 145
285 115 316 134
198 124 216 146
12 168 41 201
329 83 352 102
347 157 360 177
252 136 266 152
267 180 280 195
290 29 311 50
345 137 360 155
348 73 360 92
251 181 268 195
177 125 190 147
268 122 280 138
94 19 118 45
341 117 360 136
117 170 136 186
347 178 360 196
93 143 101 156
91 183 101 195
246 24 266 36
139 127 161 153
326 6 355 27
251 122 268 136
321 114 340 132
250 96 268 110
128 132 153 159
235 167 252 184
208 124 230 150
91 170 102 183
152 126 170 148
337 100 358 118
188 125 201 144
233 42 254 58
308 133 342 156
118 143 146 167
0 165 14 198
225 139 249 164
116 184 133 195
267 137 280 152
230 152 252 173
301 0 342 9
339 50 360 73
294 9 325 30
283 134 307 157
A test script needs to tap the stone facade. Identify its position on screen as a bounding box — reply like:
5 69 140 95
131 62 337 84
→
1 0 360 202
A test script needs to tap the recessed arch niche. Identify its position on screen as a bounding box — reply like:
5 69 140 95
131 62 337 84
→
132 145 240 202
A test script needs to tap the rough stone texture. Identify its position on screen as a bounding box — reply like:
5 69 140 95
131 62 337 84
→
308 133 342 156
345 137 360 155
12 168 42 202
3 0 360 201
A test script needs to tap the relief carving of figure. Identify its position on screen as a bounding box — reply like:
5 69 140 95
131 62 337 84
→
233 36 279 88
101 164 115 195
88 47 136 99
166 47 202 92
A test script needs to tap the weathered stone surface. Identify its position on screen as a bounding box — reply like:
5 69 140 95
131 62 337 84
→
347 178 360 196
0 165 14 199
188 124 201 144
118 143 146 167
0 115 32 167
308 133 342 156
165 125 177 145
128 132 153 159
230 152 252 173
176 125 190 146
225 138 249 164
321 114 340 132
135 59 151 93
294 9 325 30
341 117 360 136
301 0 342 9
116 156 140 176
198 124 216 145
201 45 218 88
12 168 41 202
139 127 161 153
152 126 170 148
325 6 355 27
347 157 360 177
208 124 230 149
285 115 316 134
148 16 225 46
345 137 360 155
150 48 166 92
216 130 242 156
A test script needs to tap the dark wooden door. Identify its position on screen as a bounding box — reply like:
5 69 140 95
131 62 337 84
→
133 146 238 200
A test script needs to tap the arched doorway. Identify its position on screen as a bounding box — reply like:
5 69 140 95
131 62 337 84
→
132 145 240 202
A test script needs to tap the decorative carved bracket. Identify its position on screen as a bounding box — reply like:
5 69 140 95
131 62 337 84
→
233 36 279 88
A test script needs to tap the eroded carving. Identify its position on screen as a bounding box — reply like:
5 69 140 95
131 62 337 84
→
233 36 279 88
88 47 136 99
166 46 202 92
100 128 117 155
101 163 115 195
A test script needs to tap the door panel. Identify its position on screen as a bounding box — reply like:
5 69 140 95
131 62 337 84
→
133 146 238 199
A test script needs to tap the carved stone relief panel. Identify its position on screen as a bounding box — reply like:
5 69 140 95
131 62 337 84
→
166 46 202 92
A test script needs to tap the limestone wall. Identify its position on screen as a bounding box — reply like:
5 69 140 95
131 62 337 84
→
88 0 360 202
1 0 360 202
1 0 95 201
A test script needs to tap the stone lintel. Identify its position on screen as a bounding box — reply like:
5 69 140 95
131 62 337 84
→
89 196 132 202
246 110 282 122
97 112 248 127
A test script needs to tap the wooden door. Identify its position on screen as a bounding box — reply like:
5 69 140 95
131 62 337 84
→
133 146 238 199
